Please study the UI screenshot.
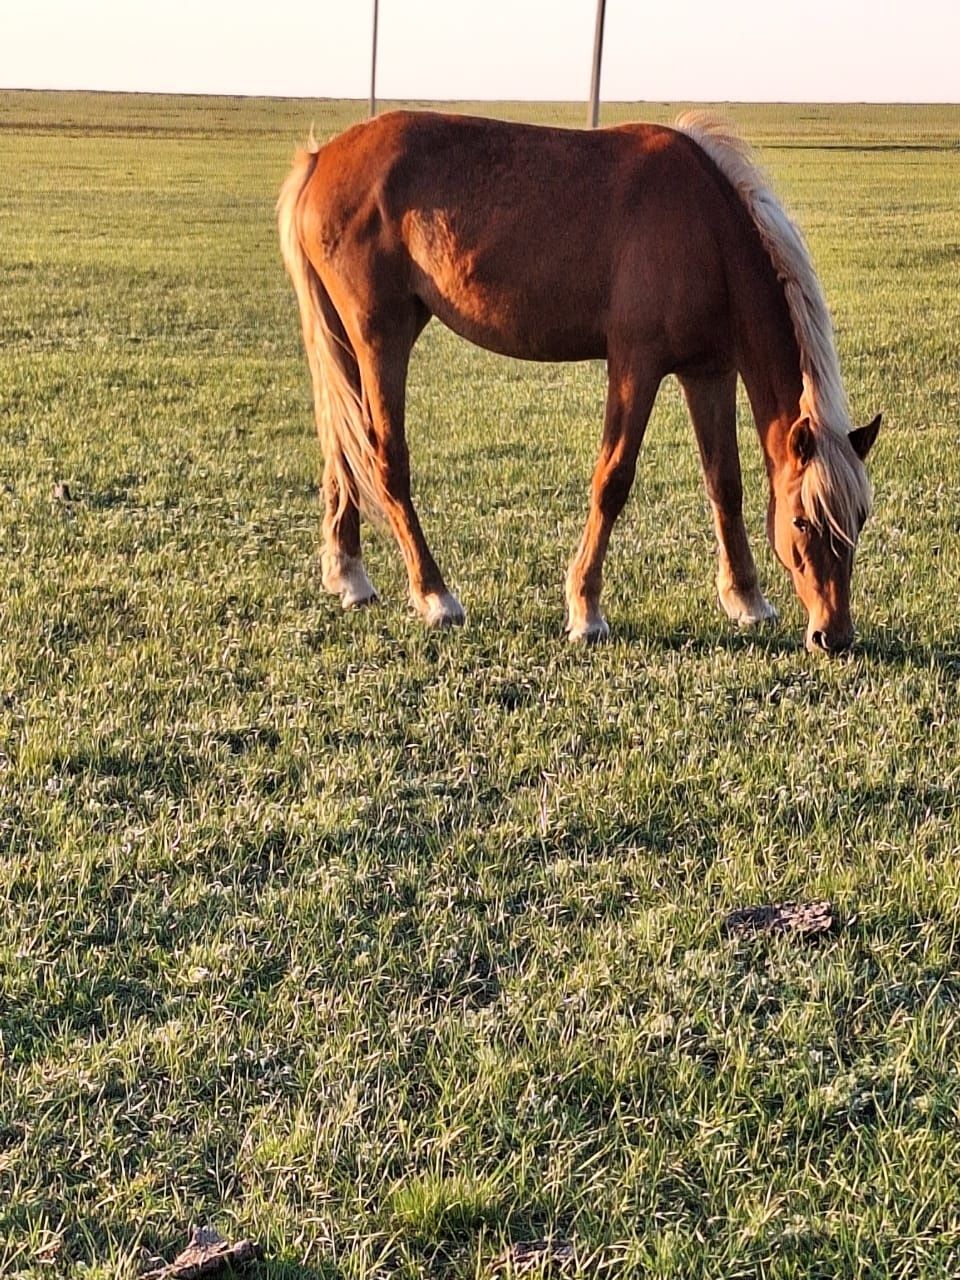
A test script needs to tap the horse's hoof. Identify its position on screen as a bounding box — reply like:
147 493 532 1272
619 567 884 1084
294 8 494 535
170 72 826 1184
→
341 585 379 610
421 591 465 628
736 599 779 628
720 586 778 629
323 552 377 609
567 615 610 644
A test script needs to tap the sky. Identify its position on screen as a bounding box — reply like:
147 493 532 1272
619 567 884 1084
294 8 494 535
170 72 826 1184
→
3 0 959 103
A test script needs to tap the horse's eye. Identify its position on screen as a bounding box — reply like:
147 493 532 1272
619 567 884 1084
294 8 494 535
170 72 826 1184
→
793 517 809 533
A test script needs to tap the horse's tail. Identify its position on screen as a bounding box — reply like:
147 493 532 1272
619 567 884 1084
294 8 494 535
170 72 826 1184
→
276 139 385 526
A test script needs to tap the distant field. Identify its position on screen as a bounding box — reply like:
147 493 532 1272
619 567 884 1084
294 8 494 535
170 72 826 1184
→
1 91 959 1278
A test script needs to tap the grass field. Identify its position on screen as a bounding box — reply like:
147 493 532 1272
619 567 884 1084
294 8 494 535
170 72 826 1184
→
1 91 960 1278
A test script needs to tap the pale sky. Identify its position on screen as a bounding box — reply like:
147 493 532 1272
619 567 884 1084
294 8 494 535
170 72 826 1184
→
3 0 958 102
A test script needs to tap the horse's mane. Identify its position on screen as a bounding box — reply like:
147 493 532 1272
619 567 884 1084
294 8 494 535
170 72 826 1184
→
676 112 871 542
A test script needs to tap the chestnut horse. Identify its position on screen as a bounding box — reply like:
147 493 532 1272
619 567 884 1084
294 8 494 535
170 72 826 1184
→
278 111 880 653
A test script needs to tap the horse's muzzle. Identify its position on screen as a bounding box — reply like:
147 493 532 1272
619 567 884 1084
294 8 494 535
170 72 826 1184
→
806 627 853 655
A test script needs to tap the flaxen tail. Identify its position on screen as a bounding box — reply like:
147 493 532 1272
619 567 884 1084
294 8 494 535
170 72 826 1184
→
276 140 385 525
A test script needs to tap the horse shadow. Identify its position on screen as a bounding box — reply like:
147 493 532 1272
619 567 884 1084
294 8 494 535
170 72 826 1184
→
553 611 960 672
853 631 960 674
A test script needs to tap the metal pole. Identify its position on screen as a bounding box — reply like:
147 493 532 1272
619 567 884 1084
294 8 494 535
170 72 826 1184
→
370 0 379 118
588 0 606 128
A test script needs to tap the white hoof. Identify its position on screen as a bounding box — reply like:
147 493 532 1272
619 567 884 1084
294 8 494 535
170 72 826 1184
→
419 591 465 629
567 613 610 644
322 552 378 609
340 576 379 610
720 586 778 629
737 598 779 628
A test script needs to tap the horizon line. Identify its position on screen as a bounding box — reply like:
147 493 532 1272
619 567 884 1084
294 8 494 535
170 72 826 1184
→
2 86 960 107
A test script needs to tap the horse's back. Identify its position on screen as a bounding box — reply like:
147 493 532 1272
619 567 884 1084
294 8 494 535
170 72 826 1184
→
309 110 681 244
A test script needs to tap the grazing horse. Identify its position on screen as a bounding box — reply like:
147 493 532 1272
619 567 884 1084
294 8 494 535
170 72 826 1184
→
277 111 880 653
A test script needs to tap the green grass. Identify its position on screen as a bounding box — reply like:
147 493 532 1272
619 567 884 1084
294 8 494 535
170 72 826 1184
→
1 91 960 1278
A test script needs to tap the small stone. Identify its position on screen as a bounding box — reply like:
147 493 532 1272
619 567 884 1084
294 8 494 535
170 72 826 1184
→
139 1226 262 1279
490 1239 577 1274
723 899 835 938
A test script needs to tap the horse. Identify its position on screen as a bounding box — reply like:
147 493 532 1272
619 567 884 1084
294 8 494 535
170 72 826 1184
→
277 110 881 653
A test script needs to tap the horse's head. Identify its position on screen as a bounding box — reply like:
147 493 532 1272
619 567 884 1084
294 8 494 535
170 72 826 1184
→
768 414 881 654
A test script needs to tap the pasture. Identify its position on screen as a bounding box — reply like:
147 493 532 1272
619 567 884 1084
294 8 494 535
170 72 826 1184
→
1 91 959 1277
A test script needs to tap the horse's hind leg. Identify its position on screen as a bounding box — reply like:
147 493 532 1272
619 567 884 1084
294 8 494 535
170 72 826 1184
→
351 316 464 628
301 294 377 608
565 357 661 642
679 369 777 626
319 451 377 609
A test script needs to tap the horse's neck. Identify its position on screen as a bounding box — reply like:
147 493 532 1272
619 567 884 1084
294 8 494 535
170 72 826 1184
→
733 265 805 473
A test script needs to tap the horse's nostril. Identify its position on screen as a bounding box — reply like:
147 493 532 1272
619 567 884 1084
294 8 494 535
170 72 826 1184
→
810 629 853 655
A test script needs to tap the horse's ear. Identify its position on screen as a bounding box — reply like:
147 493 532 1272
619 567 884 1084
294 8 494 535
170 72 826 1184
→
849 413 882 461
787 417 816 468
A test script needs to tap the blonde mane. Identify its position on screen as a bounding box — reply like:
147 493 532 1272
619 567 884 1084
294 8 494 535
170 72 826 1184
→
676 112 871 543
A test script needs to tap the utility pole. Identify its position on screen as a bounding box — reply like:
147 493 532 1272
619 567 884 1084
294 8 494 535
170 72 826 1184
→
370 0 379 118
588 0 606 128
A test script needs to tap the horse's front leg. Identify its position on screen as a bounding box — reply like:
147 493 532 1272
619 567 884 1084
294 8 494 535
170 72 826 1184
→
565 359 661 642
679 370 778 627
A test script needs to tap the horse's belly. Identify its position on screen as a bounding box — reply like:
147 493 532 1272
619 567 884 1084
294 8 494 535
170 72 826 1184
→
416 271 606 363
406 212 607 361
